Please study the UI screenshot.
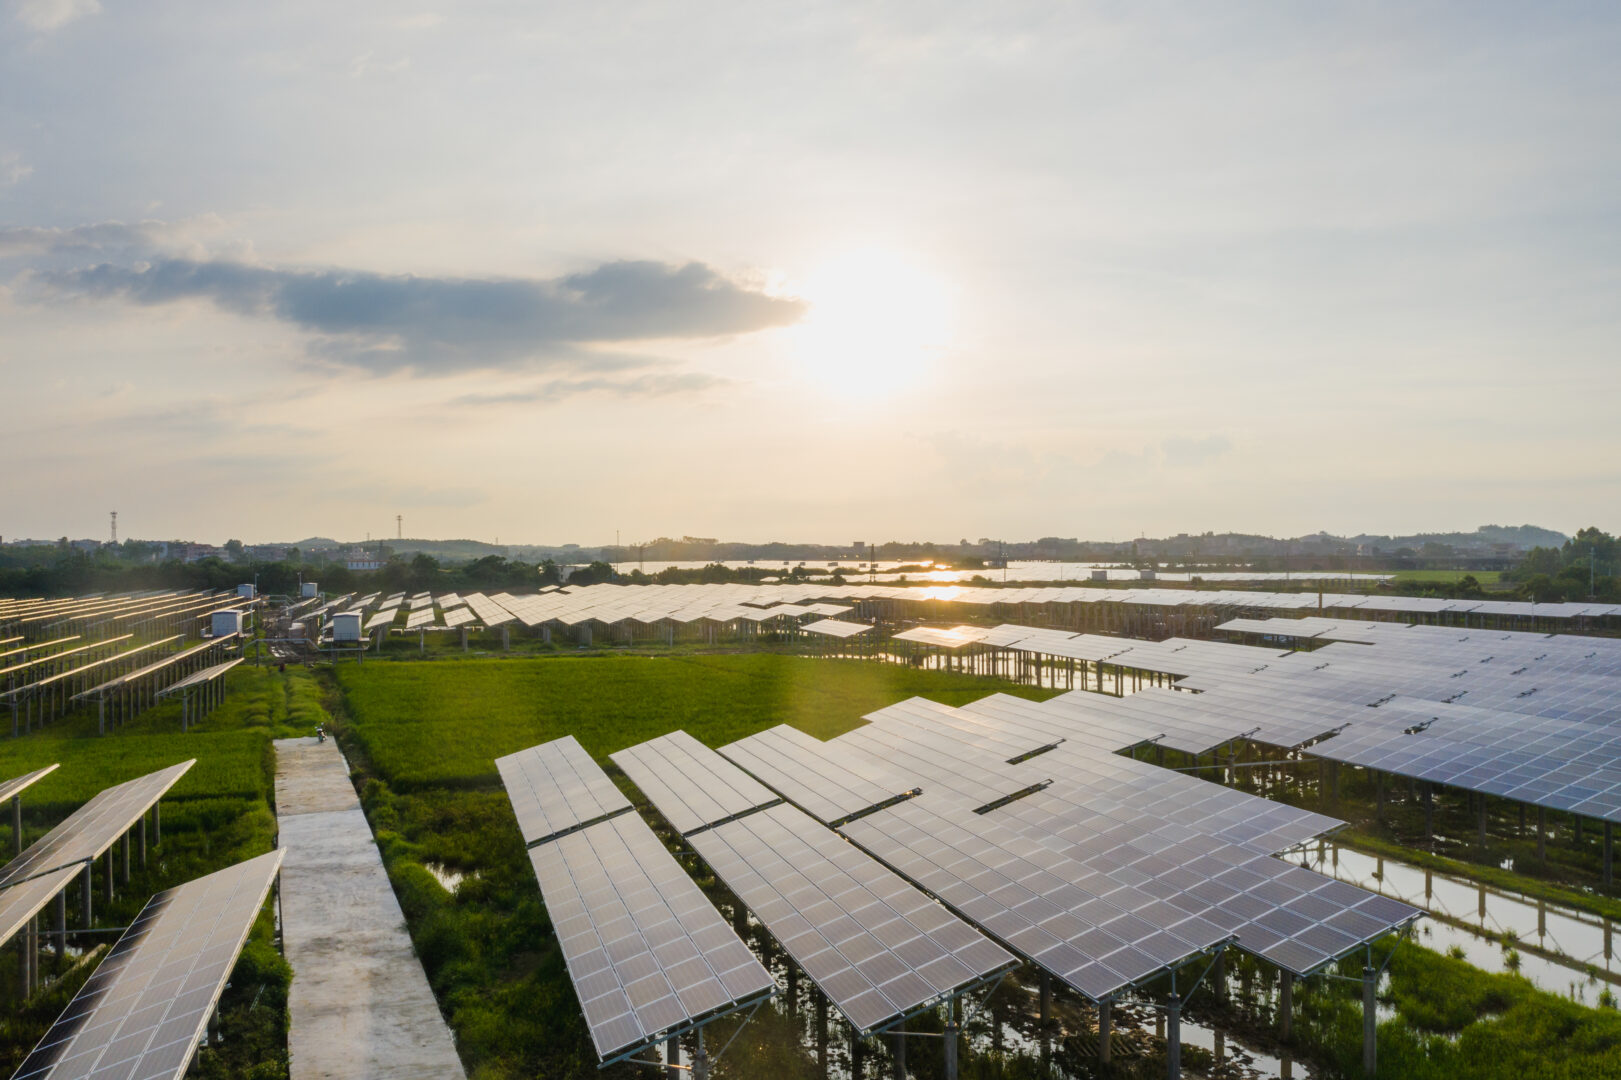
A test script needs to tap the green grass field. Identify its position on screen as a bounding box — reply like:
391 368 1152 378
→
330 654 1060 1079
1382 569 1505 585
334 652 1050 791
0 663 323 1078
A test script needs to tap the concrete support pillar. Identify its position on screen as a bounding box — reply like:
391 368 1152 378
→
1039 970 1050 1029
104 849 113 903
1279 972 1293 1040
892 1023 906 1079
140 813 147 868
12 794 20 857
692 1034 710 1080
122 831 130 884
1098 999 1112 1065
82 863 92 929
1423 784 1434 838
1363 964 1378 1077
55 890 65 959
155 801 161 846
851 1026 864 1079
666 1034 679 1080
1606 821 1614 888
1165 995 1181 1080
943 997 959 1080
1212 951 1226 1003
1538 806 1547 860
1478 795 1487 847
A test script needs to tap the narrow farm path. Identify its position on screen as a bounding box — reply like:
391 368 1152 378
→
274 736 467 1080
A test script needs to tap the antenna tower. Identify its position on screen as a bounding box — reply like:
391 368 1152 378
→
110 511 118 545
396 514 403 540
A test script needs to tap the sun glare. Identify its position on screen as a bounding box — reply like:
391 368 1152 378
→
789 248 953 394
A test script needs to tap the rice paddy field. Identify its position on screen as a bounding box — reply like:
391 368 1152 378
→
0 664 324 1078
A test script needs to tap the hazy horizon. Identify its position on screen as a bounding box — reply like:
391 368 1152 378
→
4 3 1618 542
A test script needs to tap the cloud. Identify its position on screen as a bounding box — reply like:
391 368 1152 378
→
37 257 805 374
0 219 214 257
0 153 30 187
1160 434 1234 468
451 371 727 406
14 0 100 32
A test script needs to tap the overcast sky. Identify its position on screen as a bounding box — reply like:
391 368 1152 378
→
3 2 1618 546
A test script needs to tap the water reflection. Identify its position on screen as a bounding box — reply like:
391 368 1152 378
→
1291 840 1620 1004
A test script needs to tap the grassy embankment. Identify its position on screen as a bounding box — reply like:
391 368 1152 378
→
329 654 1060 1079
0 664 324 1079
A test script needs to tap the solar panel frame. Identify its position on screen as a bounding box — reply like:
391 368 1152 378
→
611 731 781 836
13 849 285 1080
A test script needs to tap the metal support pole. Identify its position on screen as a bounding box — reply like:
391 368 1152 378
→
1538 806 1547 860
1363 963 1378 1077
82 863 92 928
155 801 161 846
692 1029 710 1080
1606 821 1614 888
1039 971 1050 1029
892 1019 906 1079
666 1034 679 1080
122 831 130 884
55 890 65 959
943 996 959 1080
140 812 147 868
1098 999 1112 1065
1165 994 1181 1080
11 794 19 856
1279 972 1293 1040
1478 795 1487 847
1423 784 1433 838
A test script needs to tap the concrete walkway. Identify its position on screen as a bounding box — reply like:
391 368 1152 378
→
276 737 467 1080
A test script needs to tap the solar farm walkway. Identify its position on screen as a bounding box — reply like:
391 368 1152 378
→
275 737 466 1080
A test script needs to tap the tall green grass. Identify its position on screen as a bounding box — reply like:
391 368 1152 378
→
336 653 1059 791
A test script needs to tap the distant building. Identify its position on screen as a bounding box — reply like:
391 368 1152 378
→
344 547 383 571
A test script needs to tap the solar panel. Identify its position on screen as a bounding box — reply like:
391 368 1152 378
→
0 762 194 888
404 608 436 629
14 849 285 1080
720 726 917 825
441 607 475 629
690 803 1016 1033
0 865 82 949
611 731 780 835
0 763 60 804
530 814 775 1061
800 619 872 639
496 736 633 847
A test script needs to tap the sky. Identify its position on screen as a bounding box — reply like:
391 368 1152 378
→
2 2 1619 546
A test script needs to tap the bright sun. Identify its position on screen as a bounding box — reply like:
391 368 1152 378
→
788 248 953 394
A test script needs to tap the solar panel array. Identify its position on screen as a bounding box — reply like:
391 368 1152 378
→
497 737 775 1063
0 762 194 889
529 813 775 1061
424 579 1619 638
610 731 780 835
690 803 1017 1033
720 725 917 825
13 850 284 1080
617 733 1019 1033
495 736 633 846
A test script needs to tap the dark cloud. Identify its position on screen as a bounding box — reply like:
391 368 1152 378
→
451 371 727 406
38 257 805 374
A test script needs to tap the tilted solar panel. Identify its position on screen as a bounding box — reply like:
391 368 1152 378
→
530 814 775 1061
611 731 779 835
14 849 284 1080
496 736 633 847
689 803 1016 1033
